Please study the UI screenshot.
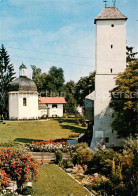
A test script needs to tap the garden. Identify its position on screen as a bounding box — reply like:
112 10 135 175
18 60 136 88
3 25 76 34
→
0 119 137 196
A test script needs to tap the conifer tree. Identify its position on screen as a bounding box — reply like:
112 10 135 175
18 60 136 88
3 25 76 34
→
0 45 15 119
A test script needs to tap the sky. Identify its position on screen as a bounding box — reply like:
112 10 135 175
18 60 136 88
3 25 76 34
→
0 0 138 82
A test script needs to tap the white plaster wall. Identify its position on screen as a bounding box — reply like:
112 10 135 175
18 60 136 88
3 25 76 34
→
18 93 38 119
38 109 48 117
48 104 63 117
9 92 19 119
91 19 127 149
96 20 126 74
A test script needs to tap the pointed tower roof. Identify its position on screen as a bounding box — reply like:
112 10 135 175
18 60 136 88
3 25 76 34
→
94 7 127 24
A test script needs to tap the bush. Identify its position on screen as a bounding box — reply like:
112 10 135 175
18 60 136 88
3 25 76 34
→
22 186 33 195
55 150 63 164
60 158 74 169
0 148 39 190
72 143 93 165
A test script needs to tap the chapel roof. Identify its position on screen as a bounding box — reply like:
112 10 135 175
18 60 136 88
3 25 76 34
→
9 76 37 92
94 7 127 24
39 97 66 104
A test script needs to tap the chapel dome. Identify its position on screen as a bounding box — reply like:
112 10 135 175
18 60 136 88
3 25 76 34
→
9 76 37 92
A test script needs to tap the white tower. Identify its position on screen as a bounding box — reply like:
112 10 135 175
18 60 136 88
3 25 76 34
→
90 7 127 149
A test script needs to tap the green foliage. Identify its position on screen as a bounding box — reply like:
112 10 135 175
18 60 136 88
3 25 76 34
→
74 72 95 106
87 147 115 176
55 150 63 164
110 59 138 137
64 92 77 114
86 138 138 196
21 186 33 195
31 65 47 92
44 66 65 94
0 45 15 119
72 143 93 165
60 158 74 169
126 46 138 62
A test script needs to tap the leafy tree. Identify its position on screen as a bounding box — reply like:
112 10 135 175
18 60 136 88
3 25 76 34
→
126 46 138 62
74 72 95 106
31 65 47 92
64 80 76 114
64 92 77 114
44 66 65 94
0 45 15 119
65 80 76 94
110 59 138 137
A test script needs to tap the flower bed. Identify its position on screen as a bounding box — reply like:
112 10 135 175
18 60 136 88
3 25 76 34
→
0 148 39 194
26 140 76 153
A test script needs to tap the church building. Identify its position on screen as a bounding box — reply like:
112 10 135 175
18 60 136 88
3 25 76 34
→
9 64 66 120
90 6 127 149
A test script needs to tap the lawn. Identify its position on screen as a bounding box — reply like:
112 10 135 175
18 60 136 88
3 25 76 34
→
33 164 91 196
0 119 87 143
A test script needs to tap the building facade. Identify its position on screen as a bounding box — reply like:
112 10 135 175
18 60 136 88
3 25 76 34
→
90 7 127 149
9 64 66 120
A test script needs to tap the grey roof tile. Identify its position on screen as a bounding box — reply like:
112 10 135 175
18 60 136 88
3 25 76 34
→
94 7 127 24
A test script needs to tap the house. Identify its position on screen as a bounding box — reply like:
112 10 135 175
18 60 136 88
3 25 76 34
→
38 97 66 118
9 64 66 120
89 6 127 150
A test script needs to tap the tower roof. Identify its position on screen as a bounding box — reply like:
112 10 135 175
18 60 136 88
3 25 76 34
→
19 63 27 69
94 7 127 24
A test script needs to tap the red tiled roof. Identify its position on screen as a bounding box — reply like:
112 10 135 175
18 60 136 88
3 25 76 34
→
94 7 127 24
38 97 66 104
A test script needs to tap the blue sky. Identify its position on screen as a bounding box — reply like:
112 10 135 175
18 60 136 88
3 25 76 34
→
0 0 137 82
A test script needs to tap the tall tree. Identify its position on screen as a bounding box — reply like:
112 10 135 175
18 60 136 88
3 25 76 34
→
74 72 95 107
31 65 47 92
110 59 138 137
64 80 76 114
126 46 138 62
44 66 65 95
0 45 15 119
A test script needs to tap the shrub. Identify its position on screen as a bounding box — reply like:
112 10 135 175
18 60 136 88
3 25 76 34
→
0 148 39 189
55 150 63 164
60 158 74 169
0 169 9 190
22 186 33 195
72 143 93 165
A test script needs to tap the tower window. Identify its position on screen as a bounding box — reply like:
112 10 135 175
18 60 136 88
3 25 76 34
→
111 24 114 27
23 98 27 106
110 68 113 73
111 45 113 49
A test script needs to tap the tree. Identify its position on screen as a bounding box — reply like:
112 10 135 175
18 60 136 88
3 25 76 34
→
74 72 95 107
126 46 138 62
64 80 77 114
31 65 47 92
110 59 138 137
0 45 15 119
44 66 65 95
65 80 76 94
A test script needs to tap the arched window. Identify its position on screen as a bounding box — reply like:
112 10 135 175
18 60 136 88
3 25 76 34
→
23 98 27 106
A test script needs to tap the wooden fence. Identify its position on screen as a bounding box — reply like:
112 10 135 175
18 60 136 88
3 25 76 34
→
28 152 68 164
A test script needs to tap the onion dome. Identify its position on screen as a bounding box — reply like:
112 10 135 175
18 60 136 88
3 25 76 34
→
9 63 37 92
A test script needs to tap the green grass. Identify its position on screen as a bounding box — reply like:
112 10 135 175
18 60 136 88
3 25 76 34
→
0 119 87 143
33 164 91 196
